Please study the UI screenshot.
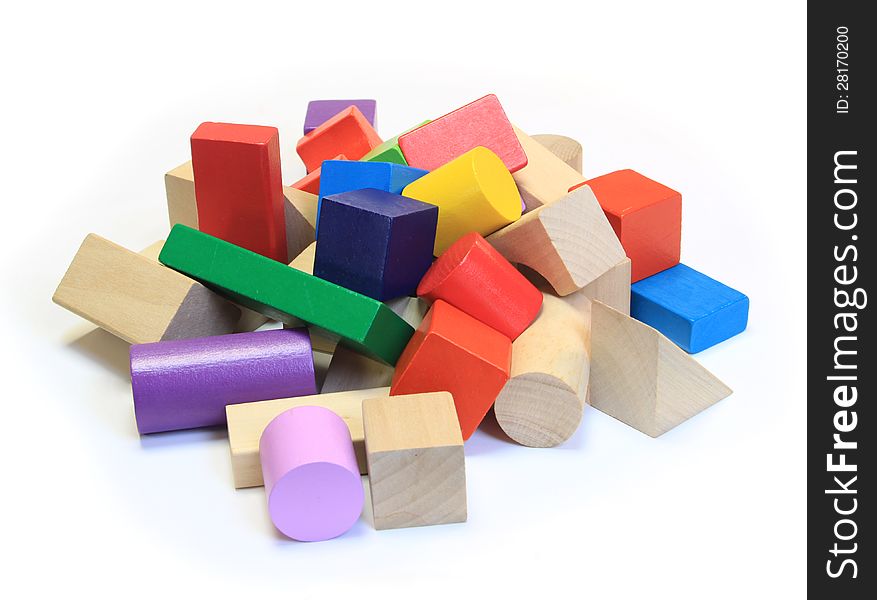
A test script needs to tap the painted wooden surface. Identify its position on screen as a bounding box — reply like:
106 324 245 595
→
362 120 431 165
191 122 288 262
398 94 527 172
289 154 347 194
53 234 239 344
363 392 466 530
631 263 749 353
304 99 376 135
159 225 414 365
532 134 583 173
403 147 522 254
296 106 382 172
512 126 584 211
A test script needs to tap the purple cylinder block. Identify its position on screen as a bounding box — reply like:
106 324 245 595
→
130 328 316 434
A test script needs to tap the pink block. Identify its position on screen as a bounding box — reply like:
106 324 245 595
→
259 406 364 541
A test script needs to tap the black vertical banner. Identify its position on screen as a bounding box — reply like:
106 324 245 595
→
808 2 873 596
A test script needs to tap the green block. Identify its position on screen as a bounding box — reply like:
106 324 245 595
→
362 120 431 165
159 225 415 365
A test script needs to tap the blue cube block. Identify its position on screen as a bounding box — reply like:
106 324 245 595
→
315 161 429 234
314 188 438 301
631 263 749 353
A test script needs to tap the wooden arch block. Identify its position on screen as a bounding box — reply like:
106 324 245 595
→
511 126 585 212
494 292 590 447
390 300 511 440
304 99 376 135
296 106 382 172
589 300 732 437
53 234 240 344
487 186 626 296
398 94 527 172
363 392 467 530
532 134 583 173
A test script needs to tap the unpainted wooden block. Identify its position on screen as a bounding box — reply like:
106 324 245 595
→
165 161 198 229
589 301 732 437
283 186 318 260
512 126 584 212
531 134 583 173
53 234 240 344
363 392 466 530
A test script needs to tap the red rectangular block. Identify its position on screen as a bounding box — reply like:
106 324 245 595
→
295 106 382 172
398 94 527 173
191 122 288 263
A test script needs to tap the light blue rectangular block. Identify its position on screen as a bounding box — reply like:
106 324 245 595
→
630 263 748 353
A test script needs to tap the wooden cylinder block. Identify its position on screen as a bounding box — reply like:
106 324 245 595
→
494 293 590 447
417 232 542 340
531 134 583 173
402 147 522 255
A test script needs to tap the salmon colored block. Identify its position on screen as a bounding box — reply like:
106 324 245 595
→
390 300 511 440
290 154 347 195
296 106 382 172
402 147 521 255
398 94 527 173
417 232 542 340
571 169 681 282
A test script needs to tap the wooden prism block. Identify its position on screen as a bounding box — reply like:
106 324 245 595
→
191 122 288 263
532 134 583 173
363 392 466 530
398 94 527 172
165 161 198 229
227 387 391 487
631 263 749 353
304 99 376 135
494 292 590 447
322 296 428 394
289 154 347 195
159 225 414 365
511 126 584 212
53 234 240 344
589 301 732 437
139 240 166 262
538 257 632 321
283 186 318 260
573 169 681 282
390 300 511 440
314 189 438 300
418 232 542 340
296 106 382 172
403 147 522 255
487 186 626 296
362 120 431 165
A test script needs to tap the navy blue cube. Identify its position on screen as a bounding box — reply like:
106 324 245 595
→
631 263 749 353
314 188 438 301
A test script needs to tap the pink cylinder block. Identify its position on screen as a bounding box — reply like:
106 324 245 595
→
259 406 364 541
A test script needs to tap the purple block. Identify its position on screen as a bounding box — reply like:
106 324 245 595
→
304 99 377 135
130 329 316 434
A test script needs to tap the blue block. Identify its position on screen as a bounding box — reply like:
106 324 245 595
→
315 161 429 234
630 263 749 353
314 188 438 301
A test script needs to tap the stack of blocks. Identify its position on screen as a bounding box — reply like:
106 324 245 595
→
52 93 749 542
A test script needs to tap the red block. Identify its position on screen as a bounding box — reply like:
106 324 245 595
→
191 122 288 263
290 154 347 194
295 106 382 173
390 300 511 440
398 94 527 173
417 232 542 340
571 169 681 282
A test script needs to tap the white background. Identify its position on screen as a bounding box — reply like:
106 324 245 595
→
1 1 806 598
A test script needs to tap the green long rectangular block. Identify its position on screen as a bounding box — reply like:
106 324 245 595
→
159 225 415 365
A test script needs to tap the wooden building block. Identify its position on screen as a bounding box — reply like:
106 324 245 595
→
191 122 288 263
363 392 466 530
281 241 338 355
511 126 584 212
362 120 431 165
390 300 511 440
283 186 318 260
572 169 681 282
139 240 166 262
531 134 583 173
296 106 382 172
487 186 626 296
403 147 522 255
398 94 527 173
227 387 390 488
589 301 732 437
631 263 749 353
289 154 347 195
494 293 589 447
160 225 414 365
418 232 542 340
314 189 438 300
322 296 428 394
535 257 632 320
53 234 240 344
165 160 198 229
304 99 376 135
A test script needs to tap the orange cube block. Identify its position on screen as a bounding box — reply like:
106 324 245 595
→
289 154 347 194
572 169 681 282
390 300 511 440
295 107 382 172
